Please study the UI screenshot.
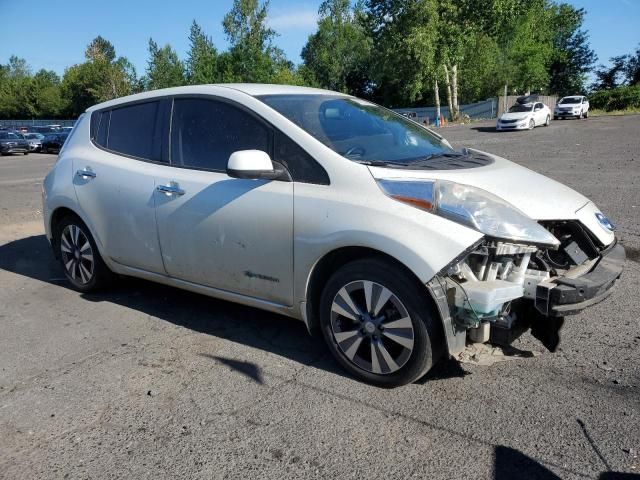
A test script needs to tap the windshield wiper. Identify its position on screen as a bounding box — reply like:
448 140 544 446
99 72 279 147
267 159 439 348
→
408 151 467 166
353 159 411 167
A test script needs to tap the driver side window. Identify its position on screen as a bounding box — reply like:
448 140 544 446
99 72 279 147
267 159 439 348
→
170 98 271 172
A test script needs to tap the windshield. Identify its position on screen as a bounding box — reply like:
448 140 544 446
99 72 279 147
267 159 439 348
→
508 104 533 113
258 94 452 164
25 133 44 139
559 97 580 104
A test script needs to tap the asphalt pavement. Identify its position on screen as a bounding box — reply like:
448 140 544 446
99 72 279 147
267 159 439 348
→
0 116 638 479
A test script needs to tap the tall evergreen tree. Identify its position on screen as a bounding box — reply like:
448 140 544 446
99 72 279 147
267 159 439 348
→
186 21 219 84
222 0 284 82
146 39 186 90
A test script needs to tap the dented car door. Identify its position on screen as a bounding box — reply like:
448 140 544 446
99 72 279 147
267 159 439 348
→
154 96 294 305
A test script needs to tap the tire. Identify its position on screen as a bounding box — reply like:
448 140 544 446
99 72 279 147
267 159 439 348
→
553 116 558 120
54 214 113 292
584 110 588 119
319 258 443 387
528 119 535 130
545 115 550 126
23 152 28 155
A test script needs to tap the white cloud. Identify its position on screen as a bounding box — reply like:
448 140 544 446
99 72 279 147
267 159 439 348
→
268 9 318 30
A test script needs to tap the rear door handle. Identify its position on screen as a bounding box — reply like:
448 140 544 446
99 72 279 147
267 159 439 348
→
76 168 96 179
156 182 185 196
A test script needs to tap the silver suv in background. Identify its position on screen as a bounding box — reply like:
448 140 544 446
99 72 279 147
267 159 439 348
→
554 95 590 119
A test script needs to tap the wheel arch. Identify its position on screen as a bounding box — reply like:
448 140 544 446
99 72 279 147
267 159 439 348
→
49 206 105 261
303 246 445 343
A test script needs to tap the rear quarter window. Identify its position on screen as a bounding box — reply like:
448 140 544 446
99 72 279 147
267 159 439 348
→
104 101 162 161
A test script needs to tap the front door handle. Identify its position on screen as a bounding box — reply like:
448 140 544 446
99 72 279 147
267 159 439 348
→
156 182 185 196
76 168 96 179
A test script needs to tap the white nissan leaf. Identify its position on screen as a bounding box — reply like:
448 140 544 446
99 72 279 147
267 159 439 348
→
42 85 625 387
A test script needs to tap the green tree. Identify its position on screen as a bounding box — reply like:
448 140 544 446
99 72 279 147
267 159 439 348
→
301 0 371 94
0 56 33 118
29 69 64 117
146 38 186 89
61 36 140 117
548 3 596 95
186 21 219 84
85 35 116 63
458 32 502 103
222 0 283 82
623 44 640 86
592 55 630 91
365 0 439 106
507 6 554 93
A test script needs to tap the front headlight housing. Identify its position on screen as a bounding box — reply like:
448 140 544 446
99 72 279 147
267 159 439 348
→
377 179 560 247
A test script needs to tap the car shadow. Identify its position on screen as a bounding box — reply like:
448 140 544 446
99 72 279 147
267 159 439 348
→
470 126 498 133
0 234 466 385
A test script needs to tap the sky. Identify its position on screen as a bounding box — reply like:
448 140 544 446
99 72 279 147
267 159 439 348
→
0 0 638 78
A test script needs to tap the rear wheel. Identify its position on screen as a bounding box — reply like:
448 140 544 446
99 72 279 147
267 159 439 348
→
54 215 113 292
319 258 443 387
545 115 550 126
584 110 589 119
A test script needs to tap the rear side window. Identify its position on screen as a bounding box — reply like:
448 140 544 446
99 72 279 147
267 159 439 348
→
106 101 162 161
170 98 270 171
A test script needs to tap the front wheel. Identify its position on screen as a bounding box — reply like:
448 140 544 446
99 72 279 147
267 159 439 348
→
529 119 535 130
584 110 589 119
54 215 113 292
319 258 443 387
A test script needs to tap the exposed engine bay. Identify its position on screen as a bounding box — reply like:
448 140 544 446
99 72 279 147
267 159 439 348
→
439 221 610 352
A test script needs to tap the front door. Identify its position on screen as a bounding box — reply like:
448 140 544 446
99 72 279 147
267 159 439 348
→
154 97 294 306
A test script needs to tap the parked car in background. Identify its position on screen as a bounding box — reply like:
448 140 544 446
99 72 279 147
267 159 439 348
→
61 126 74 132
0 131 29 155
554 96 589 119
42 84 624 387
497 100 551 130
30 126 61 134
41 132 68 154
24 132 45 152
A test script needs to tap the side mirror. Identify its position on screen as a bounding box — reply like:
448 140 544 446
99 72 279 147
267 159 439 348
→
227 150 287 181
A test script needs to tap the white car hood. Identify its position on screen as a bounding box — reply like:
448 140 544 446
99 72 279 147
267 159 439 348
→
368 152 615 245
556 103 580 108
368 152 590 220
499 112 531 121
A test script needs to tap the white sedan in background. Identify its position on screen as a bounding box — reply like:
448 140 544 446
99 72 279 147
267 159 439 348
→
496 101 551 131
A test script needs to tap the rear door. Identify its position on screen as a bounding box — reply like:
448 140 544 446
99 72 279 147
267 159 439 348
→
153 96 295 305
73 100 170 274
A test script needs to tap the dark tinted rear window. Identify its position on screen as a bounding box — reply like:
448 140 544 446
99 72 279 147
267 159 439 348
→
107 101 162 161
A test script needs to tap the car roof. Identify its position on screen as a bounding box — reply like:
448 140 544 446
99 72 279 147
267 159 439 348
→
86 84 346 113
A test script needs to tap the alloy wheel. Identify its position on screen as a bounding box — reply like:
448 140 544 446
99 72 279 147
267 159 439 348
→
330 280 414 375
60 224 95 284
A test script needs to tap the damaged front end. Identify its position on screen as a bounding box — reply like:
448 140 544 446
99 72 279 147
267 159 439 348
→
429 221 625 355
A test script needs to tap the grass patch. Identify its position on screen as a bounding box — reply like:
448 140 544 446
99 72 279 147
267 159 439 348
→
589 108 640 117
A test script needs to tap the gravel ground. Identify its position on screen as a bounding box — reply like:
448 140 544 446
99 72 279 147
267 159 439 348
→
0 115 639 480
